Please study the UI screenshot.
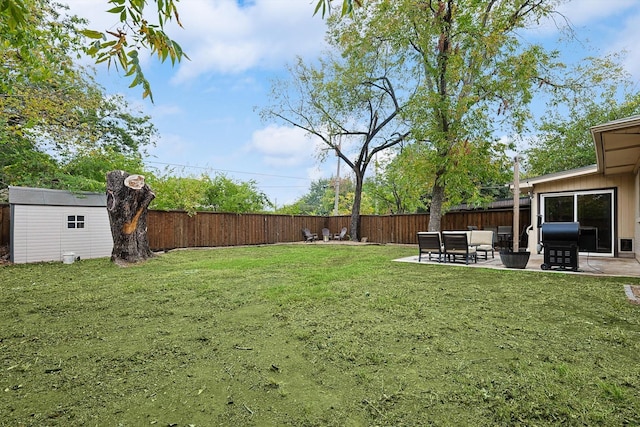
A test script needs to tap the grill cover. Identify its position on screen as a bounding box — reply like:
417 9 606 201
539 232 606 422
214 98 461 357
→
541 222 580 244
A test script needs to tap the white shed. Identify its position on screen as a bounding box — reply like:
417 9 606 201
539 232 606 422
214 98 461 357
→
9 186 113 263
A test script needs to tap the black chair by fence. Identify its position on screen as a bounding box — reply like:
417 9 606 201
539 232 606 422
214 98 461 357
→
443 232 477 264
497 226 513 250
417 232 443 262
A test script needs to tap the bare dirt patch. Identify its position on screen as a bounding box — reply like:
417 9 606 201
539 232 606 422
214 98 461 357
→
0 245 10 266
629 285 640 304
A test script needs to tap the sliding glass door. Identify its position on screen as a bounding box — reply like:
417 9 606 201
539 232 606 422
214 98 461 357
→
540 190 614 255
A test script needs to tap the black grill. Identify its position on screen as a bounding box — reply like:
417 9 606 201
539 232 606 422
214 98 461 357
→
540 222 580 271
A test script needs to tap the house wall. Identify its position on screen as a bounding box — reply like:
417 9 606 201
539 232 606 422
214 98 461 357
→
12 205 113 263
636 172 640 259
528 173 636 257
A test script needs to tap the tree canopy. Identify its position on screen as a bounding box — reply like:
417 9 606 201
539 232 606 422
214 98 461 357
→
330 0 585 231
148 173 272 214
524 55 640 176
262 34 410 239
1 0 187 101
0 0 154 192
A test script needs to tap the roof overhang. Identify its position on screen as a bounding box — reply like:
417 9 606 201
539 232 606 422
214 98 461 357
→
518 165 599 191
591 115 640 175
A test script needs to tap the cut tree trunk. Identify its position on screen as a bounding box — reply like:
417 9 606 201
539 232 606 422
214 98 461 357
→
106 170 156 265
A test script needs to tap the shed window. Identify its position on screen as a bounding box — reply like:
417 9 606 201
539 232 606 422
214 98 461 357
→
67 215 85 229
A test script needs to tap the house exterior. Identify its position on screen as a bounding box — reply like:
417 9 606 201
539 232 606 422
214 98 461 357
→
520 115 640 259
9 186 113 263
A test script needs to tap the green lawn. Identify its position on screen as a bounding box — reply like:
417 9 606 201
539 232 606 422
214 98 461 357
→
1 244 639 426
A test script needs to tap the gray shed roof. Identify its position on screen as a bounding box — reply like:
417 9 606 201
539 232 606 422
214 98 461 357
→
9 186 106 207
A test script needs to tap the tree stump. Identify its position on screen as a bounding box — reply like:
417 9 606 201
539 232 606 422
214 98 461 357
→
106 170 156 264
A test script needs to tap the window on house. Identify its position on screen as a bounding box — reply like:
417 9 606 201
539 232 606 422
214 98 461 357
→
67 215 85 229
541 189 614 255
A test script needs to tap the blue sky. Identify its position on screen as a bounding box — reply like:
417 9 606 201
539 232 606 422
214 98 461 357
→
65 0 640 207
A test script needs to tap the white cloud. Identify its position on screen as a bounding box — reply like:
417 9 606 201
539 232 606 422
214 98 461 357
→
150 104 184 119
607 12 640 79
306 165 326 182
147 133 194 164
553 0 637 27
62 0 328 83
248 125 317 167
168 0 328 83
523 0 638 41
520 1 640 80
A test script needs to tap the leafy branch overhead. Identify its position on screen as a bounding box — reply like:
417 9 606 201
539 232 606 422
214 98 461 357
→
314 0 363 17
80 0 189 102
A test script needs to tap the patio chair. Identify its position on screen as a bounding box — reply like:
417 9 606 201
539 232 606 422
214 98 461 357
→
497 226 513 249
470 230 495 260
321 228 331 241
442 232 477 264
301 228 318 242
333 227 347 240
484 225 498 236
417 232 443 262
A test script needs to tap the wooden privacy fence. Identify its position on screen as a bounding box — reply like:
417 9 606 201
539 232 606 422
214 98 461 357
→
0 205 8 248
147 211 329 249
0 204 529 251
146 208 530 250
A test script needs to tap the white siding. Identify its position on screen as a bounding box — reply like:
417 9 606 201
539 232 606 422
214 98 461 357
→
12 205 113 263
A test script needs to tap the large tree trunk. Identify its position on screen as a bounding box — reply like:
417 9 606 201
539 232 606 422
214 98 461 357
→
106 170 156 264
349 172 364 241
428 181 446 232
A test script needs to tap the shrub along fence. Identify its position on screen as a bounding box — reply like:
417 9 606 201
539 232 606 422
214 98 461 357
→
0 203 530 251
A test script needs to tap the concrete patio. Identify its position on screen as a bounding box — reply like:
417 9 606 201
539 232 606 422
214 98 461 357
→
395 251 640 278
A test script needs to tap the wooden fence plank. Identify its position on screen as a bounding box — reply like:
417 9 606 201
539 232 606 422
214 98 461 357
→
0 204 9 247
0 204 530 251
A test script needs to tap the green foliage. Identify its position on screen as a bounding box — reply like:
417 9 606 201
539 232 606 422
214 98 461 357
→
336 0 566 230
321 1 636 222
90 0 189 101
203 175 272 213
524 56 640 176
149 173 272 214
1 0 188 101
79 94 159 156
365 145 433 214
263 25 411 237
314 0 362 17
147 174 210 213
0 0 99 141
61 148 146 191
279 179 333 215
0 132 59 188
0 88 157 193
0 0 157 192
0 127 147 192
276 176 374 216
